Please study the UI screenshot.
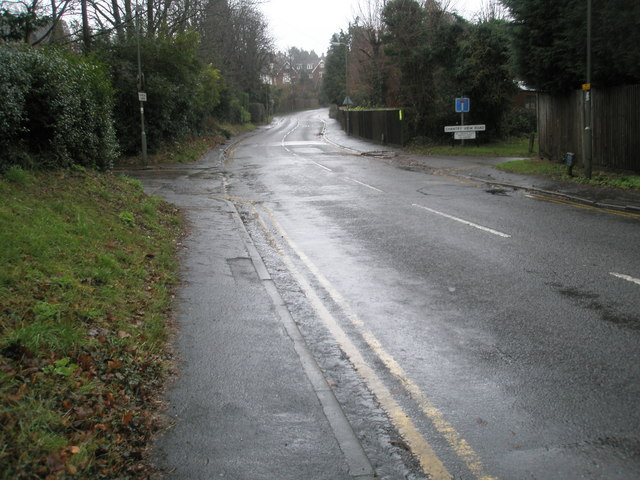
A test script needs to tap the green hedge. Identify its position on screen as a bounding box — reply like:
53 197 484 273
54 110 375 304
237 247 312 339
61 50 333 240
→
0 44 118 171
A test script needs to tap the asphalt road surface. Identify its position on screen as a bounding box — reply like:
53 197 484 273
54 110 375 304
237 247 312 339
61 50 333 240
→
223 109 640 479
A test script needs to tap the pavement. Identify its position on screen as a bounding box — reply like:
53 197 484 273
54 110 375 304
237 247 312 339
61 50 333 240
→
126 115 640 480
127 146 375 480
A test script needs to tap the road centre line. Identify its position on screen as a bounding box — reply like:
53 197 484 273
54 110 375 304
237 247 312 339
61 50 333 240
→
412 204 511 238
345 177 384 193
281 122 300 153
610 272 640 286
312 161 333 172
257 204 496 480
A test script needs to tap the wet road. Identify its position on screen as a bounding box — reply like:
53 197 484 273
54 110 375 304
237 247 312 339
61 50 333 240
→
224 109 640 479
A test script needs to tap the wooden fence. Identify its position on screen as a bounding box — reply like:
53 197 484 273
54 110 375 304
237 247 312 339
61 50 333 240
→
338 108 407 146
538 84 640 172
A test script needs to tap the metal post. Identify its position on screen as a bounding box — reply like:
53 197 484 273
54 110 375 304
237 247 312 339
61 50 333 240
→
136 5 148 166
460 112 465 147
583 0 592 179
345 44 350 136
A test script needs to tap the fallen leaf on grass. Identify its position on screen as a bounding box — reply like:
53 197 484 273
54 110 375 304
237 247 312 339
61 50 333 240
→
78 353 93 370
107 359 122 371
75 406 94 420
46 452 65 472
122 412 134 426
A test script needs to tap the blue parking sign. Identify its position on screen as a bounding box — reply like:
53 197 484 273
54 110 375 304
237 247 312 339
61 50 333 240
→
455 98 470 113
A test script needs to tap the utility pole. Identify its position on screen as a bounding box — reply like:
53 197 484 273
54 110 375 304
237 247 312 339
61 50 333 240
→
136 4 148 166
583 0 592 179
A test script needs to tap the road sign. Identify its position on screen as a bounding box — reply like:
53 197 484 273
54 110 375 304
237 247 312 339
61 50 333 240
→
444 124 486 132
455 97 470 113
138 92 147 102
454 131 476 140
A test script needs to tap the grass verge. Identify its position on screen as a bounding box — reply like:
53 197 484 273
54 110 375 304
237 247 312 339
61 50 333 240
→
496 158 640 191
115 124 256 167
409 136 537 158
0 166 183 478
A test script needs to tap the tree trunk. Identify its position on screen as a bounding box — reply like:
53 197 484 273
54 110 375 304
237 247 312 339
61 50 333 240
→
81 0 91 52
147 0 154 34
112 0 124 41
124 0 133 38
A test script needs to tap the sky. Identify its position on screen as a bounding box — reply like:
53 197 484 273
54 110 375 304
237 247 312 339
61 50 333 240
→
260 0 485 55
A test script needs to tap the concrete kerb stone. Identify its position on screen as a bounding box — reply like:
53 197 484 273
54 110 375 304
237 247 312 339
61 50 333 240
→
225 198 376 479
461 174 640 214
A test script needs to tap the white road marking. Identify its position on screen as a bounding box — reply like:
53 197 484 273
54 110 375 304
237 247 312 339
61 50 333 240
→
312 161 333 172
610 272 640 286
346 177 384 193
412 204 511 238
282 141 324 146
281 123 300 153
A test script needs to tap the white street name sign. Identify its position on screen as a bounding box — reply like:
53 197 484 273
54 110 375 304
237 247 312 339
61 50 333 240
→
444 124 486 132
454 131 476 140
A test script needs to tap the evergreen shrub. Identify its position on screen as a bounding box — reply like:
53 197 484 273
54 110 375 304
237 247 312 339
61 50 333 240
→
0 44 118 171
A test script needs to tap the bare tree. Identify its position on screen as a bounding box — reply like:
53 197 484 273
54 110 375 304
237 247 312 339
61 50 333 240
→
352 0 387 105
475 0 509 22
1 0 76 44
198 0 272 97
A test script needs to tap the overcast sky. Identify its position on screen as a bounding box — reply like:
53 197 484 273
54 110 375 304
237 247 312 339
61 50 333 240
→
260 0 485 55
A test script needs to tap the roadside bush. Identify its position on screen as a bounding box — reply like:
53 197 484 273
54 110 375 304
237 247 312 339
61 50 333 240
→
214 89 252 124
248 102 266 123
97 31 225 155
500 107 537 138
0 44 118 171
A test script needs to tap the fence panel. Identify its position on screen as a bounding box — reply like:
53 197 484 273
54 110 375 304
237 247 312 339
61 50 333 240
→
538 84 640 172
593 84 640 171
339 109 405 146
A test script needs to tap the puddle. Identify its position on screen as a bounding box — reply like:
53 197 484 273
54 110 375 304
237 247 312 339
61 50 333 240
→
551 283 640 330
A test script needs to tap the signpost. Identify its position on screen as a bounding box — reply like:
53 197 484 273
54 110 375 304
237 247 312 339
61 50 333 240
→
444 125 486 132
455 98 470 113
447 98 488 145
454 97 470 145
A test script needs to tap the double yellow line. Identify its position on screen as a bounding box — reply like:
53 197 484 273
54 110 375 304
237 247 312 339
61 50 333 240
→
253 203 496 480
525 193 640 219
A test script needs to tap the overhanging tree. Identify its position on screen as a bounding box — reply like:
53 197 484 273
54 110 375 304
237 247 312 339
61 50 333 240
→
456 19 518 139
503 0 640 92
323 32 350 106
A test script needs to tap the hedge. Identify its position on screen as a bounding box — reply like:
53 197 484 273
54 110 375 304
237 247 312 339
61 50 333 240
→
0 44 118 171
